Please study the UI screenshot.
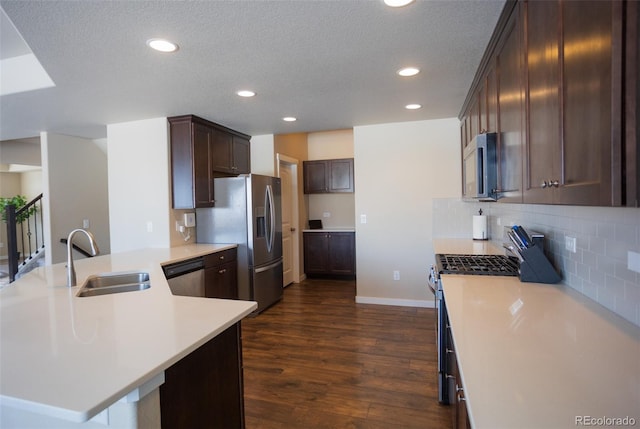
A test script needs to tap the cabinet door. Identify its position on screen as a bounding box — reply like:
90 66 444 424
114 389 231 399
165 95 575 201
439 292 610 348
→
496 6 524 203
557 0 617 205
523 0 560 204
303 161 329 194
193 123 216 208
328 232 355 275
160 323 244 429
232 136 251 174
486 64 498 133
205 262 238 299
211 129 234 174
303 232 329 273
329 159 354 193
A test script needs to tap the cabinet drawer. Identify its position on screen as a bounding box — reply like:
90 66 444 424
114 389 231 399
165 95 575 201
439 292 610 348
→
204 248 237 268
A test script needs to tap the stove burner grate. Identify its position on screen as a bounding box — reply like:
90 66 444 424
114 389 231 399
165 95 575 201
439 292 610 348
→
437 254 519 276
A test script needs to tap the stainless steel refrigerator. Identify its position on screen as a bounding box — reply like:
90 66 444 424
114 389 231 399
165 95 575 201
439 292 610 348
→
196 174 283 313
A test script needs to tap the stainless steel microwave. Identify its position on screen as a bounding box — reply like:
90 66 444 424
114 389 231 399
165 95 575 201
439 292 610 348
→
463 133 497 200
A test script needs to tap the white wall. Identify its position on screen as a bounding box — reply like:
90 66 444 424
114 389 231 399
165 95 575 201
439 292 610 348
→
41 132 110 264
307 129 354 159
250 134 276 176
107 118 172 252
354 118 460 306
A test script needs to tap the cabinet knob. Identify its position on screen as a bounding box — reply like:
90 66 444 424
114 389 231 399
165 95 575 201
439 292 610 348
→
550 180 559 188
541 181 548 189
220 256 225 260
218 268 227 274
291 228 296 232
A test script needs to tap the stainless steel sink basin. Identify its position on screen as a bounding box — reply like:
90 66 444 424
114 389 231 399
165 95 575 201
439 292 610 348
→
77 271 151 297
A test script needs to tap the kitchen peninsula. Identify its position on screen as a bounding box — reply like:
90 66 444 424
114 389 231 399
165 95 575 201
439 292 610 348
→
0 244 256 428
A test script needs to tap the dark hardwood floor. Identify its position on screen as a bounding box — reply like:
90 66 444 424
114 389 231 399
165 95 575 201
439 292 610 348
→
241 278 451 429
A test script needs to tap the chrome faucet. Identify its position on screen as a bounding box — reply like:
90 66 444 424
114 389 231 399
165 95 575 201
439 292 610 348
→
66 228 100 287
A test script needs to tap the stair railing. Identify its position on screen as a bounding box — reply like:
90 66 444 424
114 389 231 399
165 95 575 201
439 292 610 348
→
5 194 44 282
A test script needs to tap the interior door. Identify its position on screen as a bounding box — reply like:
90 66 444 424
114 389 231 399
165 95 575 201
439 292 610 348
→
279 164 294 286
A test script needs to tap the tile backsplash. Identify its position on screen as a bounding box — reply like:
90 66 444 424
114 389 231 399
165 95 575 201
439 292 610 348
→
433 198 640 327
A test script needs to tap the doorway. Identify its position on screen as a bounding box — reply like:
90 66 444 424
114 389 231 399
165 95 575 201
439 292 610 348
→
277 154 300 287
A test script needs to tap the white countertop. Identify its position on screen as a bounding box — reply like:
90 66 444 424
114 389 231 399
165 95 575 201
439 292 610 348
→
433 238 504 255
303 228 356 232
438 240 640 428
0 244 257 423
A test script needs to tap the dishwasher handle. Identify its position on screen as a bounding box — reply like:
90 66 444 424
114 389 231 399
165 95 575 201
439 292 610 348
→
163 257 204 279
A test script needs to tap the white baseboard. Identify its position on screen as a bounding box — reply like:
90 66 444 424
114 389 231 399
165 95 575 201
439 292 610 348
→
355 296 435 308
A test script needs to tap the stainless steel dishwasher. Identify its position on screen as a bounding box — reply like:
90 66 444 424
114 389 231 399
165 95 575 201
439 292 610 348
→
162 257 205 297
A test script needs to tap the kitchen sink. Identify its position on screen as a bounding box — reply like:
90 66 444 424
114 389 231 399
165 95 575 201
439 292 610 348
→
77 271 151 297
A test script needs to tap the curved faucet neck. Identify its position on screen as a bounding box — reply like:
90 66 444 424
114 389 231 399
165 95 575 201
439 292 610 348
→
66 228 100 287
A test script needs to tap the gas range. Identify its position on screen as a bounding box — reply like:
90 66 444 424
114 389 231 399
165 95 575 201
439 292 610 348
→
435 254 519 276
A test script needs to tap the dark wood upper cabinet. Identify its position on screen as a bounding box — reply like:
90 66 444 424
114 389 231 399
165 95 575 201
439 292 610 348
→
303 158 354 194
523 0 561 204
495 5 524 203
557 0 619 205
210 132 251 175
460 0 636 206
169 115 251 209
523 0 621 205
626 0 639 206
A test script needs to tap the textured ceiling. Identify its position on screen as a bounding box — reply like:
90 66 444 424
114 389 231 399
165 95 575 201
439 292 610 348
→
0 0 505 141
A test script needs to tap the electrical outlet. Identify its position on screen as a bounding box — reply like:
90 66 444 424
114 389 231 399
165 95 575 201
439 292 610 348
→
82 219 90 229
323 212 331 218
360 214 367 224
629 251 640 274
565 236 577 253
393 270 400 281
175 221 184 232
146 221 153 233
0 242 4 248
184 212 196 227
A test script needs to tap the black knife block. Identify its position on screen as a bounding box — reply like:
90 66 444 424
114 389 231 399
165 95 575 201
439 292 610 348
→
518 244 561 284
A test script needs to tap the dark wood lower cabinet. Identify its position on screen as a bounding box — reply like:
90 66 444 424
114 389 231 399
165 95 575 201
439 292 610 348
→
204 248 238 299
447 317 471 429
160 322 245 429
303 231 356 277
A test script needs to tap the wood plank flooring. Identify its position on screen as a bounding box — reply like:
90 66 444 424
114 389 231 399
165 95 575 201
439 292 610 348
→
241 279 451 429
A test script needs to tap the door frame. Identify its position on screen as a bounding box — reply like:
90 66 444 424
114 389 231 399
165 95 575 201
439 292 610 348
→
276 154 301 284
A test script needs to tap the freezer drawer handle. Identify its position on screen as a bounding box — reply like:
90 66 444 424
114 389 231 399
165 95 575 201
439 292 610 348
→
255 259 283 274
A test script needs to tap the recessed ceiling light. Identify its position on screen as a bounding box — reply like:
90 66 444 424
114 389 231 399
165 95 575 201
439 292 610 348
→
405 104 422 110
146 38 179 53
237 90 256 97
398 67 420 77
384 0 415 7
283 117 297 122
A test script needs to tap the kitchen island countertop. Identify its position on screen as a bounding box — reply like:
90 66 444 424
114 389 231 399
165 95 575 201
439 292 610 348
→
438 239 640 428
0 244 256 423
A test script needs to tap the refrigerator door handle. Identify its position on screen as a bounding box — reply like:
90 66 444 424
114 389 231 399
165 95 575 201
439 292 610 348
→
265 184 276 252
255 259 283 274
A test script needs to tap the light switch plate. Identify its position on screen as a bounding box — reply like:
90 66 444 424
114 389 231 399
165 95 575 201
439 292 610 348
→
360 214 367 224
